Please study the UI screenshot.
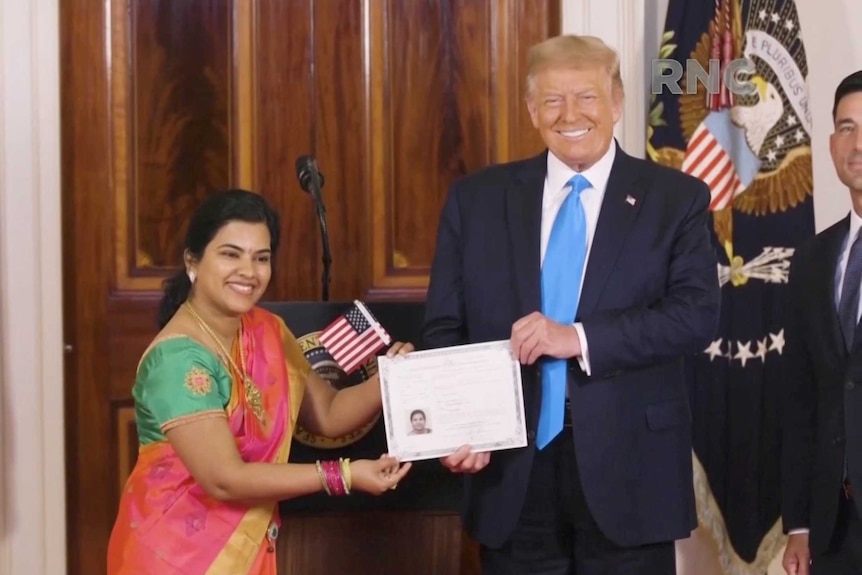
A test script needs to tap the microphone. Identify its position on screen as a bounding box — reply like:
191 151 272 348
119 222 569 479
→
295 155 333 302
295 155 326 207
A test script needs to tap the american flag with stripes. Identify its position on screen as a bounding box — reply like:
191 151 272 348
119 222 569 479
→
318 301 392 374
682 122 744 211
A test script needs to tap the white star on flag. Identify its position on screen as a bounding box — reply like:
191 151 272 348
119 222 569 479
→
769 330 786 355
734 341 755 367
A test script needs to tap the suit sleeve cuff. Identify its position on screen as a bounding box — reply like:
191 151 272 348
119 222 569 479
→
788 528 809 535
574 323 591 376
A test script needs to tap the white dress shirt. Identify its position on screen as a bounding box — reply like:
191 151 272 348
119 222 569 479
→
539 143 616 376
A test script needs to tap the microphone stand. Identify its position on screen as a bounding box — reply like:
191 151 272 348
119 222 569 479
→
309 174 332 302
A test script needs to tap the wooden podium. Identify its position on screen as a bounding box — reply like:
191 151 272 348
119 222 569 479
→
261 301 474 575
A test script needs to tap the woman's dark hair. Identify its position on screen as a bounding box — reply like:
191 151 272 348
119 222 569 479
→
410 409 426 420
157 189 281 328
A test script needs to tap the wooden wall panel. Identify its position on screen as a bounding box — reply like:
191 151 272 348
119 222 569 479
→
366 0 557 299
278 512 463 575
62 0 116 570
311 0 369 301
381 0 493 280
254 0 373 303
106 297 160 401
114 405 139 494
511 0 561 160
131 0 232 268
254 1 317 301
112 0 234 290
254 0 559 302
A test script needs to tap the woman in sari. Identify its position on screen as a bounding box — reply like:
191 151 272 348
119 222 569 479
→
107 189 413 574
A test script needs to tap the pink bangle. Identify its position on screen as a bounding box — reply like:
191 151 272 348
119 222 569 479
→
320 460 347 496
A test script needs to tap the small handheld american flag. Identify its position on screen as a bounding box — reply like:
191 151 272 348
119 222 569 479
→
318 300 392 374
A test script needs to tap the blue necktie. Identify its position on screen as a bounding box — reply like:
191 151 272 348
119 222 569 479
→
838 228 862 352
536 174 590 449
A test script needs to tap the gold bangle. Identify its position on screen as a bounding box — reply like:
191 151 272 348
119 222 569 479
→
315 460 332 496
339 458 352 494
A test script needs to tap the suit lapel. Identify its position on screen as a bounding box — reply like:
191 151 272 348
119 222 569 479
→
506 152 547 316
576 147 645 318
818 217 848 356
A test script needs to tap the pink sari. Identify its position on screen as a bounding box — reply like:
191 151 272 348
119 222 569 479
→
107 307 308 574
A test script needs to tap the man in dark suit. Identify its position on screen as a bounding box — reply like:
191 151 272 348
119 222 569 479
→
421 35 720 575
781 70 862 575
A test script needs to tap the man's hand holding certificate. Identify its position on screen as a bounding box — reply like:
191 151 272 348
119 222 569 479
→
377 340 527 462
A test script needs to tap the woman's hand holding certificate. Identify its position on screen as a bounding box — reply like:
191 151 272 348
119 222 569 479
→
376 340 527 462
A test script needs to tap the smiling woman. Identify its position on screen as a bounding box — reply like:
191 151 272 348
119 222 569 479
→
107 189 415 575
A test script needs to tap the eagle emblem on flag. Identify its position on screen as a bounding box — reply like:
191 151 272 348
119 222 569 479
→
648 0 812 288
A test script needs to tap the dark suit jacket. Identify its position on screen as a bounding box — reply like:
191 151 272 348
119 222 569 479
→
782 216 862 555
421 144 721 548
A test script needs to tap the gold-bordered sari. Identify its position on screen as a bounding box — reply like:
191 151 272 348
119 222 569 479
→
107 307 309 574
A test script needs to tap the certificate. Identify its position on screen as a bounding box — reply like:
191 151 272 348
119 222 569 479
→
377 340 527 462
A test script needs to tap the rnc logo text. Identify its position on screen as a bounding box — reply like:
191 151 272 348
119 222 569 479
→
651 58 757 96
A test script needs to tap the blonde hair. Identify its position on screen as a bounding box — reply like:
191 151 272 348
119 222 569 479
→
526 35 624 98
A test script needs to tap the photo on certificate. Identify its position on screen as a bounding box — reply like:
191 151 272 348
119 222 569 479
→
377 340 528 462
406 408 433 436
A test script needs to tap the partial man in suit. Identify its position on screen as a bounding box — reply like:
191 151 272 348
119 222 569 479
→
421 34 720 575
781 70 862 575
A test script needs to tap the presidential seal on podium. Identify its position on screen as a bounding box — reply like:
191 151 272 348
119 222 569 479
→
292 330 380 448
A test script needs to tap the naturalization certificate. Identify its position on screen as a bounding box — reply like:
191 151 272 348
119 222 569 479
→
377 340 527 462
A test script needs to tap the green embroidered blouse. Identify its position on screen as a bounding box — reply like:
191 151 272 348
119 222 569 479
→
132 337 233 445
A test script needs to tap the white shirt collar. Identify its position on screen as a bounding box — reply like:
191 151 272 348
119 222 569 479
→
545 139 617 196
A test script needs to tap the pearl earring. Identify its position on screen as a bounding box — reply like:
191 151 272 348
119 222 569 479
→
188 270 196 284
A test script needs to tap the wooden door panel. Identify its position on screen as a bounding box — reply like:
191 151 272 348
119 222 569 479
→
369 0 495 296
366 0 556 299
114 404 139 495
61 0 116 571
111 0 234 290
106 297 160 400
254 0 367 302
62 1 560 574
277 512 462 575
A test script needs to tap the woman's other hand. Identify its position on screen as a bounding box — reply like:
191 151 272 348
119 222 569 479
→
350 454 412 495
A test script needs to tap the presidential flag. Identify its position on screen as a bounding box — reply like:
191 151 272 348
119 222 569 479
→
318 300 392 374
647 0 814 572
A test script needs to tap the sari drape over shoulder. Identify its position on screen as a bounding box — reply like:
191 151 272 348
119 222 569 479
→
107 307 310 575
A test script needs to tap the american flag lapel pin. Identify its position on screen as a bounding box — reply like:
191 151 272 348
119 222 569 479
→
625 195 636 206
